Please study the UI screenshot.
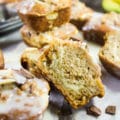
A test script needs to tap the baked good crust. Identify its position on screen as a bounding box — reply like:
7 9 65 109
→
83 12 120 45
20 23 78 48
0 69 50 120
21 48 44 78
21 39 87 77
0 0 17 3
99 52 120 78
18 0 71 32
18 0 71 15
0 50 4 69
18 8 70 32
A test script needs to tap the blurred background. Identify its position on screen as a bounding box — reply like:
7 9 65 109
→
80 0 104 12
0 0 120 44
0 0 104 41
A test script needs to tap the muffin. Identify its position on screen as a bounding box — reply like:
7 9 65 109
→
21 39 104 109
0 50 4 69
99 31 120 78
83 12 120 45
18 0 71 32
70 0 93 30
0 68 50 120
20 23 79 48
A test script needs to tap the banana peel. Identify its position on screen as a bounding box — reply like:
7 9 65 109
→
102 0 120 13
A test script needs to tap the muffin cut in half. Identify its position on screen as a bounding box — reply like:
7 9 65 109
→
0 69 49 120
83 12 120 45
21 39 87 77
21 39 104 109
21 47 45 78
0 50 4 69
70 0 93 30
20 23 79 48
99 31 120 78
17 0 71 32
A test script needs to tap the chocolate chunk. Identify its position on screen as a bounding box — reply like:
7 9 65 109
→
21 60 29 70
87 105 101 117
105 106 116 115
27 32 31 37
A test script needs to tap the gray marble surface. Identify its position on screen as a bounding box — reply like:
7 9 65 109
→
80 0 104 12
0 30 22 45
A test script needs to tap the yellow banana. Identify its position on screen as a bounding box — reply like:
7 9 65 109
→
114 0 120 4
102 0 120 13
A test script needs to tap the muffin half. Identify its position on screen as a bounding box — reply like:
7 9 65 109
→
21 39 104 109
0 69 49 120
99 31 120 78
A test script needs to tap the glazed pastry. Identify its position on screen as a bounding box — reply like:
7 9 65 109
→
70 0 93 30
20 23 79 48
21 48 44 78
99 31 120 78
83 12 120 45
0 69 49 120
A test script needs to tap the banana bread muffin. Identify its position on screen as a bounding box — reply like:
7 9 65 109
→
83 12 120 45
20 23 79 48
17 0 71 32
21 39 104 109
0 50 4 69
0 68 49 120
21 47 45 78
99 31 120 78
70 0 93 30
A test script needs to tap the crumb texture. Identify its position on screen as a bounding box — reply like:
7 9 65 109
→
99 31 120 78
38 40 104 108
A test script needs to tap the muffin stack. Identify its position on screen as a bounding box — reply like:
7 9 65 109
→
18 0 79 48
